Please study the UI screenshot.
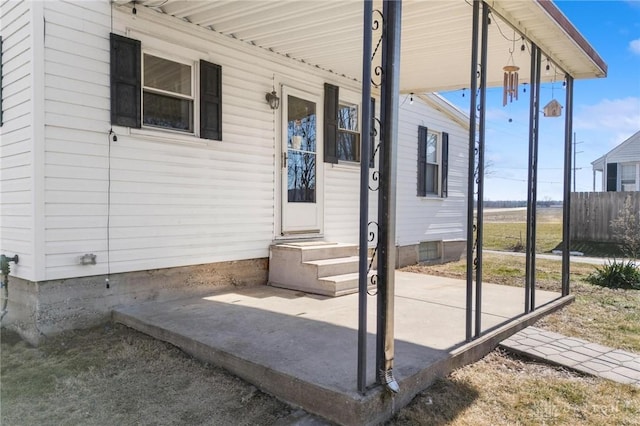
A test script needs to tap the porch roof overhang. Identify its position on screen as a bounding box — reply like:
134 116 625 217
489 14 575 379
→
126 0 607 93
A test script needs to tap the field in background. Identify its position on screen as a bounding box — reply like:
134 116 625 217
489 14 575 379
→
482 207 563 253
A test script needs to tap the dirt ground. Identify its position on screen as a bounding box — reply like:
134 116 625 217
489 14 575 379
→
2 323 639 426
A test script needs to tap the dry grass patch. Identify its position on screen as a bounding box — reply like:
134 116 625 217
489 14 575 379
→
389 350 640 426
538 281 640 353
403 253 640 353
483 222 562 253
482 208 563 253
1 324 292 426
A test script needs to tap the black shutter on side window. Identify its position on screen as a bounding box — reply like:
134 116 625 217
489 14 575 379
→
417 126 428 196
110 33 141 128
369 97 376 168
441 132 449 198
607 163 618 192
200 60 222 141
324 83 339 164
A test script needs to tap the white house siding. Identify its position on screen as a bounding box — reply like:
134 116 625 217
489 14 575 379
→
39 1 363 281
395 97 468 247
606 132 640 164
598 131 640 191
323 164 361 244
0 0 35 281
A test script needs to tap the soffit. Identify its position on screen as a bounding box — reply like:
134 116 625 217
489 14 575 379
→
126 0 607 93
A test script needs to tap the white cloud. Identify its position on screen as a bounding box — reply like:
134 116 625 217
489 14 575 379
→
574 97 640 138
630 38 640 55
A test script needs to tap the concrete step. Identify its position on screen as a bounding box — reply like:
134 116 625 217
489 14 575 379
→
318 272 377 297
304 256 365 278
268 242 368 297
273 242 358 262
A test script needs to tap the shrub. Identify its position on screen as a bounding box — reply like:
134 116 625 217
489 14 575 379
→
586 259 640 290
610 195 640 259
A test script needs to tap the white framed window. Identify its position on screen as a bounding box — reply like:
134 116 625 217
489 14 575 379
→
337 102 360 162
143 53 195 133
425 131 439 195
418 126 449 198
110 33 222 141
621 163 637 191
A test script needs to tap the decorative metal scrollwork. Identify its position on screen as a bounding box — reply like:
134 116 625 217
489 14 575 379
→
364 8 384 297
371 9 384 88
369 117 382 190
369 171 379 191
368 274 378 296
367 221 379 296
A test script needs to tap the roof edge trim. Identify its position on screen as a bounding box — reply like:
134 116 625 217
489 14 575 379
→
536 0 607 78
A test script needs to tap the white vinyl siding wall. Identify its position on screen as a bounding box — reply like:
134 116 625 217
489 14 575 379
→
12 1 469 282
0 0 35 280
40 2 362 280
395 97 468 246
600 132 640 192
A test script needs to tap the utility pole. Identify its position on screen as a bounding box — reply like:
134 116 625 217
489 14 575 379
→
572 132 584 192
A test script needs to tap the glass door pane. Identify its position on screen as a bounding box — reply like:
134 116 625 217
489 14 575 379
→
287 95 317 203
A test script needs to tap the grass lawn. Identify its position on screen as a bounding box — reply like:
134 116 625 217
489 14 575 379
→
390 350 640 426
482 208 563 253
0 325 292 426
483 222 562 253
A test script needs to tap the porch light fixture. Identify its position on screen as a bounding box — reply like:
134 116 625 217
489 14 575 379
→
545 57 551 75
266 90 280 110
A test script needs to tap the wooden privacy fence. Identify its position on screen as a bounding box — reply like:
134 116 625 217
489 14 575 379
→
570 192 640 242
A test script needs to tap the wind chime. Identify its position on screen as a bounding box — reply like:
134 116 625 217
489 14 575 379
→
502 38 519 106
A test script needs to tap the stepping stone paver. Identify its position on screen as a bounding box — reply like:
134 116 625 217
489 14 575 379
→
499 326 640 387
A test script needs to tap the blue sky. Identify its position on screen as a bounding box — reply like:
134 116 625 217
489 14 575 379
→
441 0 640 201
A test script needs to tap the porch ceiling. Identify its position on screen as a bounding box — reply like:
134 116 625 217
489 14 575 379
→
130 0 607 93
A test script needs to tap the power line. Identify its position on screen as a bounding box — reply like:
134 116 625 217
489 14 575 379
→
488 175 562 185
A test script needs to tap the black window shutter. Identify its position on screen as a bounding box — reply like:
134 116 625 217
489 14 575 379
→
110 33 141 128
324 83 339 164
200 60 222 141
369 97 376 168
417 126 428 196
607 163 618 191
441 132 449 198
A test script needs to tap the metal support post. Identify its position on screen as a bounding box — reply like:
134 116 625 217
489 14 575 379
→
465 0 480 343
474 2 489 338
376 0 401 393
525 45 541 313
357 0 373 394
562 76 574 296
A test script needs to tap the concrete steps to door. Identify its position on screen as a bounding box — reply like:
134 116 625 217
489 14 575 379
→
268 242 375 297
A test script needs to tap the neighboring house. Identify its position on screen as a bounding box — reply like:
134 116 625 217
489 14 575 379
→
592 130 640 192
0 1 472 341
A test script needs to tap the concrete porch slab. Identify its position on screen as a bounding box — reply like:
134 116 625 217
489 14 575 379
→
113 272 573 426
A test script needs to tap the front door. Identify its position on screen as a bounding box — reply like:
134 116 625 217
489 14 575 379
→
280 86 323 235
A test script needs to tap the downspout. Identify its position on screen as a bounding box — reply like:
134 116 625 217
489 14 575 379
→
0 254 19 323
376 0 402 394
